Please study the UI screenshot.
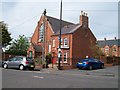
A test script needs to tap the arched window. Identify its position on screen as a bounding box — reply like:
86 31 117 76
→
39 23 44 42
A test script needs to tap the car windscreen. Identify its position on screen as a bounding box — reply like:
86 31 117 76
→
79 59 92 62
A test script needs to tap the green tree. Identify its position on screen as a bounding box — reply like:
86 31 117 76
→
0 21 12 47
6 35 29 55
91 44 104 59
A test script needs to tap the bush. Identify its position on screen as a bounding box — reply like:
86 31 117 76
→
34 57 42 65
6 50 27 56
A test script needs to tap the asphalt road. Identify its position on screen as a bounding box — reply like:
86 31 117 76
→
1 66 119 88
0 61 2 67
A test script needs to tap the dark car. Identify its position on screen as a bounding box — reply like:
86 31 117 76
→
76 58 104 70
2 56 35 70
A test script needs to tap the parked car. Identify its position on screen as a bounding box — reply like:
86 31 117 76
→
2 56 35 70
76 58 104 70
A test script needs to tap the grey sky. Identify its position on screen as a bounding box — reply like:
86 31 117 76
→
1 0 119 40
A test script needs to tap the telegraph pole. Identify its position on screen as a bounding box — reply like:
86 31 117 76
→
58 0 62 70
42 9 46 68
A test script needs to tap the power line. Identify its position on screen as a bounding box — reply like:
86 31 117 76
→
48 9 118 12
8 9 117 31
91 21 117 29
9 13 42 30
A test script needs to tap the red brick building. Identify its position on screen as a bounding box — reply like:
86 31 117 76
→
97 37 120 57
27 11 96 66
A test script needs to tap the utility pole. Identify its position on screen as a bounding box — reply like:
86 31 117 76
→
58 0 62 70
42 9 46 68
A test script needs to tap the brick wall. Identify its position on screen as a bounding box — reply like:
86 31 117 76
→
72 27 96 60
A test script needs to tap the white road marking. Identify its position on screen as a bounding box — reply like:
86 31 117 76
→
33 76 44 79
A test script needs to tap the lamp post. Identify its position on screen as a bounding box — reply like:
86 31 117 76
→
58 0 62 70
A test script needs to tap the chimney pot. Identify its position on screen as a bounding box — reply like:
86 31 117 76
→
80 11 89 27
104 38 106 41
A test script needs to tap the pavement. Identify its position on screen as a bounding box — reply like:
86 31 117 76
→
34 65 119 78
0 61 119 78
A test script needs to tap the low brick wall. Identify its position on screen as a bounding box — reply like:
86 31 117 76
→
59 65 76 70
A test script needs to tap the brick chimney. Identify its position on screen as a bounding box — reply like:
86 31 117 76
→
114 37 117 40
80 11 89 27
104 37 106 41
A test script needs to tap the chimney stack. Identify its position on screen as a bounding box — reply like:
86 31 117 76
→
80 11 88 27
114 37 117 40
104 37 106 41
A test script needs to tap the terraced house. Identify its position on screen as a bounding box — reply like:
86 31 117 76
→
27 11 96 67
97 37 120 57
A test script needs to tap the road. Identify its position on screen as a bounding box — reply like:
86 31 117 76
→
1 66 119 88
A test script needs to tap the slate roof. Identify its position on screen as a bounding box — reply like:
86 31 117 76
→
46 16 74 33
97 39 120 47
54 24 81 35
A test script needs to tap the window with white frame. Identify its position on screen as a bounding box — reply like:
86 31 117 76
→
64 38 68 46
39 23 44 42
112 47 116 52
48 45 51 53
64 52 67 62
105 48 109 52
52 39 55 47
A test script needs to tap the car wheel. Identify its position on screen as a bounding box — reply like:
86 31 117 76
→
3 64 8 69
19 65 24 70
89 65 93 70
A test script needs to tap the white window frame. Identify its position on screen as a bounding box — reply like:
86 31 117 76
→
52 39 55 47
105 48 109 52
64 52 67 63
39 23 44 42
48 45 51 53
64 38 68 46
112 48 116 52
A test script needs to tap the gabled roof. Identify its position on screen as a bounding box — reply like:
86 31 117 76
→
46 16 74 33
97 39 120 47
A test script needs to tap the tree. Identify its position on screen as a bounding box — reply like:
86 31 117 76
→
0 21 12 47
6 35 29 55
91 44 104 59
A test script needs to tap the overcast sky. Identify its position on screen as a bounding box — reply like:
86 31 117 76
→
1 0 119 40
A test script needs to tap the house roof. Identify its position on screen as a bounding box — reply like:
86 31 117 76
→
97 39 120 47
54 24 81 35
32 44 42 53
46 16 74 33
